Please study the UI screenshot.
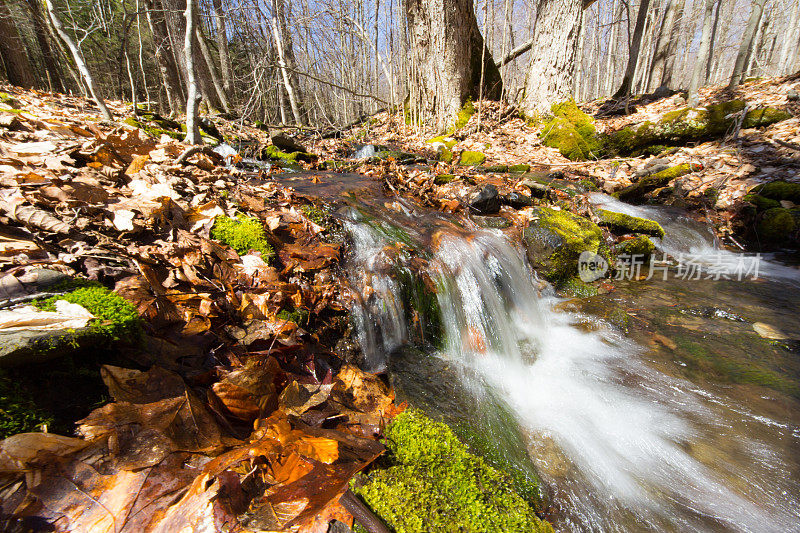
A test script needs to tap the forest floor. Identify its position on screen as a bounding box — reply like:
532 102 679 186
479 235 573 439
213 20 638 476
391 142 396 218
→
0 73 797 532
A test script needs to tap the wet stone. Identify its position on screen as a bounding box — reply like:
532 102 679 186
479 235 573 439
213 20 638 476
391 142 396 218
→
469 184 501 215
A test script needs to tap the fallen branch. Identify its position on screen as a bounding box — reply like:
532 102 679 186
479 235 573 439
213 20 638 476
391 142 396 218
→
174 145 225 166
339 489 391 533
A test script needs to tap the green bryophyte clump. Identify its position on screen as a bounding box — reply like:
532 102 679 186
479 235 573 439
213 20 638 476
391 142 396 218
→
743 194 781 211
0 370 54 438
613 163 697 202
509 164 531 173
459 150 486 166
427 136 457 149
211 215 274 259
613 234 656 257
757 207 796 242
596 209 665 238
449 99 476 133
277 307 309 326
34 283 141 341
751 181 800 203
540 100 603 161
353 409 553 533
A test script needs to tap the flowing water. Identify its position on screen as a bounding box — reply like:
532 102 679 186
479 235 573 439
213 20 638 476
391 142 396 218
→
341 196 800 532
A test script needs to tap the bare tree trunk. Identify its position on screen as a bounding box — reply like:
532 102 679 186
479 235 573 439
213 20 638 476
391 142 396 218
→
661 0 685 88
704 0 721 82
687 0 715 106
614 0 652 97
777 0 800 74
522 0 595 115
184 0 201 143
405 0 502 130
0 0 37 88
146 0 186 112
45 0 113 120
270 0 303 124
21 0 64 92
195 22 231 112
604 0 620 95
211 0 232 93
728 0 766 88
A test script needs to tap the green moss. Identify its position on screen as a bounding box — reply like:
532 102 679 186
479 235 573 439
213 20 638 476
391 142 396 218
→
757 207 796 242
524 207 609 282
395 267 443 347
613 234 656 257
751 181 800 203
354 410 552 533
743 194 780 211
596 209 665 238
743 107 792 127
579 179 599 191
263 144 301 162
211 215 274 259
509 164 531 173
124 116 183 140
0 369 54 438
277 307 309 326
540 100 603 161
614 163 695 202
33 284 141 341
434 174 456 185
427 136 457 149
484 164 509 173
561 277 599 298
439 147 453 163
459 151 486 166
449 99 476 134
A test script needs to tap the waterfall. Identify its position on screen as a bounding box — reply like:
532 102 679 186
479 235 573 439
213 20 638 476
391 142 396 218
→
343 210 800 532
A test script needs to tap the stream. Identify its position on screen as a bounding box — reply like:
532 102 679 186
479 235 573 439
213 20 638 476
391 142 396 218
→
337 190 800 532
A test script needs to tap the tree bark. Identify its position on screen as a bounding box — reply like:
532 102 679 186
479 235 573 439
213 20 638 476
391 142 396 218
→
728 0 766 88
687 0 716 106
20 0 64 92
522 0 589 115
0 0 37 88
45 0 113 120
613 0 652 98
405 0 502 130
146 0 186 112
777 0 800 75
271 0 303 124
184 0 201 144
195 22 230 113
211 0 232 93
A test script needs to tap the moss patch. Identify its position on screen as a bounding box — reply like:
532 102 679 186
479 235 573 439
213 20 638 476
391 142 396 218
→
613 234 656 257
448 99 476 134
484 164 509 173
211 215 274 259
757 207 796 242
540 100 602 161
509 164 531 173
0 369 54 438
459 151 486 166
751 181 800 203
427 136 457 149
743 194 781 211
434 174 456 185
561 277 599 298
353 409 552 533
597 209 665 238
614 163 696 202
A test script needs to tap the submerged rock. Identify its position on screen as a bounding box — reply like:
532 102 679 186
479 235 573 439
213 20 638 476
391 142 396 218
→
469 184 500 215
502 191 535 209
472 215 512 229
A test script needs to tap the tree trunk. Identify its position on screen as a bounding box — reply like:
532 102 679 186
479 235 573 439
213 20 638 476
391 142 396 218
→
686 0 715 106
211 0 232 93
728 0 766 88
21 0 64 92
45 0 112 120
705 0 721 83
146 0 186 112
405 0 502 130
271 0 303 125
0 0 37 88
184 0 201 144
777 0 800 75
613 0 652 98
195 22 230 113
522 0 590 115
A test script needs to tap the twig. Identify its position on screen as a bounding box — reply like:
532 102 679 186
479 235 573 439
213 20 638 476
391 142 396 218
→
339 489 391 533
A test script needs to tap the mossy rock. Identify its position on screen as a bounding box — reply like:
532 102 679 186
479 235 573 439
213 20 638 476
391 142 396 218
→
561 277 599 298
439 147 453 163
540 100 603 161
750 181 800 203
509 164 531 173
262 144 315 163
596 209 665 238
613 163 696 202
606 100 791 155
427 136 457 149
353 409 553 533
523 207 609 282
434 174 456 185
757 207 796 242
459 151 486 166
613 234 656 258
483 164 509 173
124 116 183 140
373 150 421 163
211 215 274 259
743 194 781 211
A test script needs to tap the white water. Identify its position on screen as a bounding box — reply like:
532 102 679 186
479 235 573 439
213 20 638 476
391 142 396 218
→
353 144 377 159
345 217 800 532
589 193 800 283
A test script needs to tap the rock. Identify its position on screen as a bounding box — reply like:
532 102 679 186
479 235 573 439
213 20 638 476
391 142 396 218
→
521 179 551 199
459 151 486 166
0 328 95 367
614 163 698 202
546 170 565 180
271 133 308 153
472 215 511 229
483 164 508 173
652 85 673 100
645 157 671 168
751 180 800 203
612 234 656 258
634 163 670 178
523 207 608 282
509 164 531 173
502 191 535 209
469 184 500 215
788 90 800 101
672 95 686 106
752 322 789 340
757 207 796 242
596 209 665 238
